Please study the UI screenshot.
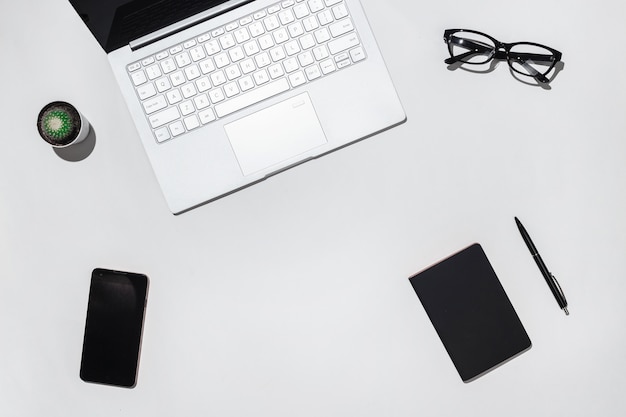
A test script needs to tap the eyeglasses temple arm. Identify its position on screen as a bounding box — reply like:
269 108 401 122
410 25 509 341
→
445 51 479 65
509 51 560 83
508 52 558 64
444 37 494 64
512 56 550 83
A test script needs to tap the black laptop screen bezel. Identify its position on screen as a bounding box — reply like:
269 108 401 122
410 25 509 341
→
68 0 233 53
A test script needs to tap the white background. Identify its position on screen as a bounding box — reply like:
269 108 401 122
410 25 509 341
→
1 0 626 415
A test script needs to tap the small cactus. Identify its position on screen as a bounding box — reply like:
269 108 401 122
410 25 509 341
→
42 110 73 142
37 101 81 146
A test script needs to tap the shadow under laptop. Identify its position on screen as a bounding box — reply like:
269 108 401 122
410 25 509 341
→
53 125 97 162
447 60 565 90
175 115 408 215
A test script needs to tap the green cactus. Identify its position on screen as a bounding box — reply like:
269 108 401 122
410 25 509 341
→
43 110 73 141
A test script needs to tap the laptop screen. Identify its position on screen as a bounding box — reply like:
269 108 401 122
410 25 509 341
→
69 0 233 53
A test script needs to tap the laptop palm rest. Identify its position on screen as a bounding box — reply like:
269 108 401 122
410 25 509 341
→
224 92 327 176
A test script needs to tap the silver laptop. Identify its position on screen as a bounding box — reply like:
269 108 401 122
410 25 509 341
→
68 0 405 214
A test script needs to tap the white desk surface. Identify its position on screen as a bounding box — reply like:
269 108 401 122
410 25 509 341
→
2 0 626 415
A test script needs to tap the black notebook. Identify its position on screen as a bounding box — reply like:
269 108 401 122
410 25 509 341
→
409 243 531 382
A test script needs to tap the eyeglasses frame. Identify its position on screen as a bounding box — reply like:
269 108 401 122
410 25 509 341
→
443 29 562 84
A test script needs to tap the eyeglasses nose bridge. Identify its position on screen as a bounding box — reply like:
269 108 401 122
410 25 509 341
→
493 47 508 60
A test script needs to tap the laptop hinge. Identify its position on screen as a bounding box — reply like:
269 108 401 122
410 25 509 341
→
129 0 253 51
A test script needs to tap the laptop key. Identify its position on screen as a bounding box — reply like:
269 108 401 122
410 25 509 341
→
302 16 319 32
294 4 309 19
197 32 211 43
181 84 197 99
253 69 270 84
137 83 157 100
320 59 336 74
175 52 192 67
288 71 306 87
334 52 348 62
279 9 295 25
336 59 350 69
329 18 354 38
166 89 183 104
131 71 147 86
219 34 236 49
196 77 211 92
267 5 281 14
189 46 206 62
149 107 180 128
154 127 171 142
305 65 321 80
224 82 240 98
309 0 324 13
194 94 211 109
161 58 176 74
332 4 348 19
143 95 167 114
128 62 141 72
205 40 221 55
328 33 359 54
239 76 255 91
155 77 172 93
317 10 334 25
180 100 195 116
199 59 216 74
314 27 330 43
199 108 216 124
184 115 200 130
350 46 366 62
283 57 299 73
169 121 185 137
209 88 225 104
146 65 163 80
298 51 314 67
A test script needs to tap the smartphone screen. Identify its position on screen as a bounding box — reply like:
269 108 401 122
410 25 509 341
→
80 268 148 388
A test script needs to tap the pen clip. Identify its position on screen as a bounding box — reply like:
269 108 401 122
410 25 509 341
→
550 273 567 301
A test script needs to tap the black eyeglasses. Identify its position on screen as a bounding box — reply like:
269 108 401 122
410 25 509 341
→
443 29 562 84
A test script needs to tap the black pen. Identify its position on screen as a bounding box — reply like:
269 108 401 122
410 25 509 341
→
515 217 569 315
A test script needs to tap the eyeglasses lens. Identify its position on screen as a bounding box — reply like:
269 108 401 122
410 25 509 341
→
448 32 495 64
508 44 556 78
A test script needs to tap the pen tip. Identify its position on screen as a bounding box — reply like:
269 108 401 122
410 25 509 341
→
563 307 569 316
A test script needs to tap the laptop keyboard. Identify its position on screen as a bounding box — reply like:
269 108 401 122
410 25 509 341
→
126 0 366 143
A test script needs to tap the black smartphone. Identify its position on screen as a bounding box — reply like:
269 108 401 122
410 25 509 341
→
80 268 148 388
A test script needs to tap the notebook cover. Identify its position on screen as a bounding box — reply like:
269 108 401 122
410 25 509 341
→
409 243 531 382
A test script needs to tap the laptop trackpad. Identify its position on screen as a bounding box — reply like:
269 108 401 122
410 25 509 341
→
224 92 327 176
